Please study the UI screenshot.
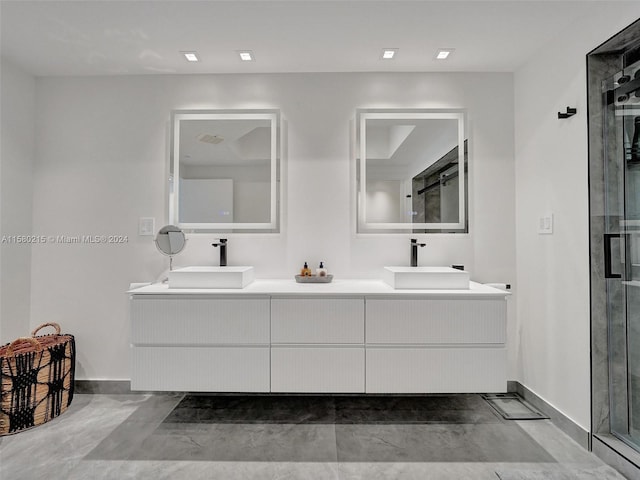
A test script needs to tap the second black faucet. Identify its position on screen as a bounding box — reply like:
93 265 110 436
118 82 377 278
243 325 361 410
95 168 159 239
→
212 238 227 266
411 238 426 267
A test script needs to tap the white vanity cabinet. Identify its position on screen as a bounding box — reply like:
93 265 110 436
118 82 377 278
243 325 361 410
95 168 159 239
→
130 295 270 392
129 280 508 394
270 297 365 393
365 297 507 393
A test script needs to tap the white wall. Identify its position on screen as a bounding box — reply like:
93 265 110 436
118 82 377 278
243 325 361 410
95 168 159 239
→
29 72 515 380
514 12 640 430
0 58 35 343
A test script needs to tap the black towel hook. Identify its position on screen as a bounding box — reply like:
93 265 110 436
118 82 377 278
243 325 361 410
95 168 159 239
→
558 107 577 119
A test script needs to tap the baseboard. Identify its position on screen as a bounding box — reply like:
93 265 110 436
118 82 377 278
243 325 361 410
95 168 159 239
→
75 380 132 394
507 380 590 450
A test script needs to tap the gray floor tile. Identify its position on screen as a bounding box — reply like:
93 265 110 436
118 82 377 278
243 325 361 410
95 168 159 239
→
495 464 627 479
67 460 340 480
128 423 338 462
84 420 163 460
83 394 185 460
0 394 142 478
338 462 511 480
336 423 555 462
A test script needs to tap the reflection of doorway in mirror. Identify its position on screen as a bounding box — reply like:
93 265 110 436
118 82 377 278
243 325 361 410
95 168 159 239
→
179 178 234 223
234 181 270 223
365 180 404 223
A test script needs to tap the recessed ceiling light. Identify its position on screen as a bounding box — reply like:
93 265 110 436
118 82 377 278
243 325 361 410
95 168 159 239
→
382 48 398 60
238 50 254 62
182 52 199 62
435 49 454 60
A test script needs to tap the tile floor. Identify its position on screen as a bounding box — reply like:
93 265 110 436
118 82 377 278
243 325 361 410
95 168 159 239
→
0 393 628 479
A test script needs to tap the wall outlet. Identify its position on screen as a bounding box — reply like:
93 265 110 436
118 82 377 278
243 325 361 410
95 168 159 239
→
139 217 155 236
538 214 553 234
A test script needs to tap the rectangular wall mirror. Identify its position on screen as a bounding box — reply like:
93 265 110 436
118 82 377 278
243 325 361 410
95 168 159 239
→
356 109 468 234
170 110 280 232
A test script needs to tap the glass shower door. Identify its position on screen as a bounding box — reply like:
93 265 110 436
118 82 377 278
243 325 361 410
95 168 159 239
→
604 57 640 451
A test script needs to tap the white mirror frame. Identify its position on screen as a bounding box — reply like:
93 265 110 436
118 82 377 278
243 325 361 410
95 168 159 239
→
357 109 467 232
170 109 280 231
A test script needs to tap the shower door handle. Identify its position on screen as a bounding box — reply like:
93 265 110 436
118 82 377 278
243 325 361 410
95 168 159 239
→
604 233 631 280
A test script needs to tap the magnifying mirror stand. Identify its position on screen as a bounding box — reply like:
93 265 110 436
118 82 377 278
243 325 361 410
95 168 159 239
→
155 225 186 283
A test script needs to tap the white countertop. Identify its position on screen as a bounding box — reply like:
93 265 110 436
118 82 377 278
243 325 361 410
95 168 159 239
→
128 279 509 298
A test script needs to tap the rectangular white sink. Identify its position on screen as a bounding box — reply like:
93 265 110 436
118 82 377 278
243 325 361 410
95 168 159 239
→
169 266 254 289
383 266 470 290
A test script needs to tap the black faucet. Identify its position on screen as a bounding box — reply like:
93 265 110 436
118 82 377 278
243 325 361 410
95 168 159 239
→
212 239 227 266
410 238 426 267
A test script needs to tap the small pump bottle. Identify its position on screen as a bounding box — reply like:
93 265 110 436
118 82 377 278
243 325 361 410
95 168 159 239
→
300 262 312 276
316 262 327 277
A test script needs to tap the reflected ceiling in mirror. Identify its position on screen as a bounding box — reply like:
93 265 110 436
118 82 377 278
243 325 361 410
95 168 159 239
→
170 110 280 232
356 109 468 234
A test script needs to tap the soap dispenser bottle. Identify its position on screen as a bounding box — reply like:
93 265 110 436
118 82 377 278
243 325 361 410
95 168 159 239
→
300 262 312 276
316 261 327 277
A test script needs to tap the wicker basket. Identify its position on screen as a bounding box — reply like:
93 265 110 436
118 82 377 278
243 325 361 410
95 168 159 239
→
0 323 75 435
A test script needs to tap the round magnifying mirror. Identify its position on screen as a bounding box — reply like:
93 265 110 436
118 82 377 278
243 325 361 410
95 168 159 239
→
155 225 186 270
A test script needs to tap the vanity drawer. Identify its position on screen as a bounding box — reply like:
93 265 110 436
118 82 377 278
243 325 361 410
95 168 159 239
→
271 297 364 344
365 298 506 344
271 347 365 393
131 346 270 392
131 297 270 345
366 347 506 393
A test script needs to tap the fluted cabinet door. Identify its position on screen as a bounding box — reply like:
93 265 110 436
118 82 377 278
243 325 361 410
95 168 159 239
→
366 347 506 393
366 298 506 344
131 296 270 345
131 346 270 392
271 347 365 393
271 297 364 343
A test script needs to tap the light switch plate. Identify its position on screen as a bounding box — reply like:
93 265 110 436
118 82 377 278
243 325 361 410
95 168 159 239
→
139 217 155 236
538 214 553 234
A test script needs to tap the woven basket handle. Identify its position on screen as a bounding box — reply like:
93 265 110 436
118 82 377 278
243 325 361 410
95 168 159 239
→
31 322 61 337
6 337 42 356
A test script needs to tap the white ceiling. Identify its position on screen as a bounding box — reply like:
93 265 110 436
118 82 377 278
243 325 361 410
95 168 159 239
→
180 118 271 166
1 1 638 77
